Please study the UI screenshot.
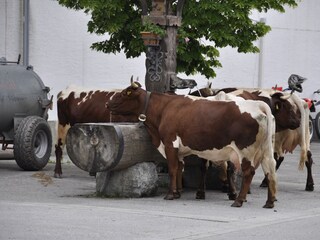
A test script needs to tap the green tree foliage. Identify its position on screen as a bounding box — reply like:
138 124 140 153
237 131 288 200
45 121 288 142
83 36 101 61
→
58 0 299 79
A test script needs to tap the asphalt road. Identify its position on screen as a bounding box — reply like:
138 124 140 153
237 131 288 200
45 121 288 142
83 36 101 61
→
1 142 320 240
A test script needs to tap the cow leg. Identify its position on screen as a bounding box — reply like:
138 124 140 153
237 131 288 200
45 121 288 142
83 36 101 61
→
260 156 277 208
196 158 207 200
263 173 277 208
232 158 255 207
275 156 284 170
260 153 283 187
54 124 69 178
54 139 63 178
177 160 184 194
219 161 229 193
305 150 314 191
227 161 237 200
164 147 180 200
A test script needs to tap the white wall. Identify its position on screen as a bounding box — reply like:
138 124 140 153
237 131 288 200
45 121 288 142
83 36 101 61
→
1 0 146 120
1 0 320 120
261 1 320 100
0 0 22 61
214 0 320 100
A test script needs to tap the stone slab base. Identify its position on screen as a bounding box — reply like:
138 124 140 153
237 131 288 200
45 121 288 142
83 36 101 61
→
96 162 158 198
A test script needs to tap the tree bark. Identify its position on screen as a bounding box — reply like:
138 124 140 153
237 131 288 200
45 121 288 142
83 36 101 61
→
145 25 178 93
144 1 195 93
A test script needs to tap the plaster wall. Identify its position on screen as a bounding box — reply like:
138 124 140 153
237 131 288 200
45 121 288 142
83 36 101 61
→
1 0 319 120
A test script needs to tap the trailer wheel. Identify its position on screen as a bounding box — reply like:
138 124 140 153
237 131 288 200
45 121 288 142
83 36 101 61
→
315 112 320 140
14 116 52 171
309 115 314 142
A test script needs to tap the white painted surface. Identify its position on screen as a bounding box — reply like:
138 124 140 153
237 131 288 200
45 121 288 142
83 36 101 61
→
1 0 319 120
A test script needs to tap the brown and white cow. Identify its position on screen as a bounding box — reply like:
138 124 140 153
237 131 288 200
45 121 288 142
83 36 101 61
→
188 87 302 198
54 85 138 178
108 82 277 208
218 88 313 191
264 91 313 190
192 87 313 196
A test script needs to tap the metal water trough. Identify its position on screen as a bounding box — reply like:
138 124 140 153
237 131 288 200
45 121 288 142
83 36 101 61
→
0 56 52 170
66 123 165 173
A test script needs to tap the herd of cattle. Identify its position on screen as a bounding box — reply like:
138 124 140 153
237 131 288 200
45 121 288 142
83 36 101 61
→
54 79 314 209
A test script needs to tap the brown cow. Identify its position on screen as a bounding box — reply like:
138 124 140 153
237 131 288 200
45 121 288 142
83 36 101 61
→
54 85 138 178
108 82 277 208
189 87 302 199
215 88 313 191
192 87 313 200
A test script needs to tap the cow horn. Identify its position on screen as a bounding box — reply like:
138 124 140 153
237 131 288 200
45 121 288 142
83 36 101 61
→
130 75 133 83
280 93 291 100
131 81 139 89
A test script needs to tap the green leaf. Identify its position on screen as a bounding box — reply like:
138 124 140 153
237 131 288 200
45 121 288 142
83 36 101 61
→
58 0 300 79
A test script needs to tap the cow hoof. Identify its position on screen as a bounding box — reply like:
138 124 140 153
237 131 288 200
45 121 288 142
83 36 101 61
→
196 191 205 200
231 200 243 207
164 191 180 200
263 201 274 208
305 184 314 192
228 193 237 200
177 188 183 194
174 191 181 199
260 180 268 188
53 173 62 178
164 194 174 200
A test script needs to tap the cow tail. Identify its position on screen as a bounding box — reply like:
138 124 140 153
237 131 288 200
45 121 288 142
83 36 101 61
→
260 102 276 167
261 102 276 153
291 94 308 170
300 101 309 170
260 102 277 192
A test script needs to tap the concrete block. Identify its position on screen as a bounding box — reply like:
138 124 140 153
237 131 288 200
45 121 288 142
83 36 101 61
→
96 162 158 198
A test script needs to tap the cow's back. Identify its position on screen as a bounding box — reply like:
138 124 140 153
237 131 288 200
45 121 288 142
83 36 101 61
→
57 88 137 126
158 94 275 168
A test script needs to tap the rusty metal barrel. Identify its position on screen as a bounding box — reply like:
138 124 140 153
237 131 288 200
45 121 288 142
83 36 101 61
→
66 123 165 173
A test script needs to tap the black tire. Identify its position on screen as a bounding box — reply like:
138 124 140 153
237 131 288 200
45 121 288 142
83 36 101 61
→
315 112 320 139
14 116 52 171
309 115 314 142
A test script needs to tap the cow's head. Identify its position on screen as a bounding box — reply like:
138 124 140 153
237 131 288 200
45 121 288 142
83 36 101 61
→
269 92 301 131
234 90 301 132
107 82 146 119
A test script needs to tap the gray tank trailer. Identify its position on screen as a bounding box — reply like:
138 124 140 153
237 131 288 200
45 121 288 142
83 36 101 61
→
0 56 52 170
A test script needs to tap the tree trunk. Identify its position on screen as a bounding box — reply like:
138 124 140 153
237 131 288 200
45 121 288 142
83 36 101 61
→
145 26 178 93
66 123 165 173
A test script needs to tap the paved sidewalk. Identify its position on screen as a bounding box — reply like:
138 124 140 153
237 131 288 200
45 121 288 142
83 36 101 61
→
0 143 320 240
